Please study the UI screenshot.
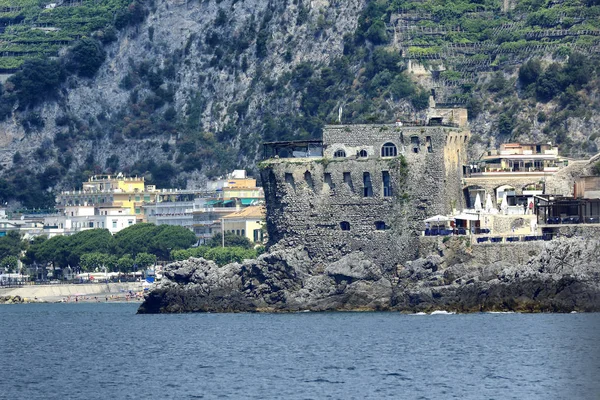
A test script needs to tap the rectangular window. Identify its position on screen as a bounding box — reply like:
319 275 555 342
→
324 173 335 190
363 172 373 197
254 229 260 242
426 136 433 153
343 172 353 191
89 222 94 228
144 195 150 202
112 220 117 229
382 171 392 197
411 136 420 153
285 173 295 188
135 195 141 202
135 208 141 214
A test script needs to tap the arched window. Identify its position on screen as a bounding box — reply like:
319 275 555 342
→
358 149 368 158
340 221 350 231
381 142 397 157
334 149 346 158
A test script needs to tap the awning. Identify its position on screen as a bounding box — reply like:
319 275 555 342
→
240 198 258 205
222 200 235 205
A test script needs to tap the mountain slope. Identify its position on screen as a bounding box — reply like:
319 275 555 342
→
0 0 599 208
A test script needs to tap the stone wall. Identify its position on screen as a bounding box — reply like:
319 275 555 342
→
417 236 545 266
471 242 545 265
261 124 470 268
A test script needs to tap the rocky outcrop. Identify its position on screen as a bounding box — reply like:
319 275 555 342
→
0 295 31 304
138 237 600 313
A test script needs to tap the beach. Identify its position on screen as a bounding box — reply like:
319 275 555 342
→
0 282 146 303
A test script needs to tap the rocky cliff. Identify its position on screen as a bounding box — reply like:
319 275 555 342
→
138 237 600 313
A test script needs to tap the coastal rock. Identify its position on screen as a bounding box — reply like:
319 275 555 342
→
138 238 600 314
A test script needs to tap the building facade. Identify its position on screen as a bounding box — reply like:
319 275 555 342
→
43 205 136 236
261 118 470 268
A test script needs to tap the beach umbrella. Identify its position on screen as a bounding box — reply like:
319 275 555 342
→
500 194 508 215
424 215 452 223
474 193 482 212
485 193 496 214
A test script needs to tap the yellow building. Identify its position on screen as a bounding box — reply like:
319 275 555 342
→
56 174 157 220
221 206 266 243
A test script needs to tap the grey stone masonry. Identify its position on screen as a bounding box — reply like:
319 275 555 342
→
261 124 470 269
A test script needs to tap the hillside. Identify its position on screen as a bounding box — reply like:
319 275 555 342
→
0 0 598 208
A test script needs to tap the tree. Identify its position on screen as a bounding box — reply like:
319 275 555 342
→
0 231 25 261
410 89 430 111
66 38 106 78
79 252 109 272
148 225 197 260
536 63 563 101
518 58 542 86
135 252 156 270
8 57 65 108
207 232 253 249
67 229 114 268
204 247 257 266
116 254 135 272
113 223 157 256
0 255 18 273
498 112 515 136
365 20 388 44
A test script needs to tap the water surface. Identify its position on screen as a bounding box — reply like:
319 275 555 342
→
1 304 598 399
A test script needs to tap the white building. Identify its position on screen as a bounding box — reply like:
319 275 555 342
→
43 205 135 236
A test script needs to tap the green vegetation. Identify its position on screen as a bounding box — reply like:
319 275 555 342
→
171 245 258 267
0 0 136 72
19 223 197 277
170 232 259 266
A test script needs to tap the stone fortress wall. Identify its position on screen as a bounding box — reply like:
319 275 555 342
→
261 124 470 269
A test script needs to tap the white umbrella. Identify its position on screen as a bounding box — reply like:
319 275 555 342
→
500 194 508 215
474 193 482 212
530 218 537 233
424 215 452 223
485 193 496 214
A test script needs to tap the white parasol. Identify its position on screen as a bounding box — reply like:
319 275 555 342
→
424 215 453 223
484 193 496 214
500 194 508 215
474 193 483 212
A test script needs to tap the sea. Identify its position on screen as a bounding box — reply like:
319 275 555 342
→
0 303 598 400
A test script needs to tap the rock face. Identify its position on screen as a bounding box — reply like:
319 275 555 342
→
138 237 600 313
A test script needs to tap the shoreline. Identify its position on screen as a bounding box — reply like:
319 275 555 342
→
0 282 148 304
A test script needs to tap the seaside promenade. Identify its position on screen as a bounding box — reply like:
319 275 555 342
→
0 282 145 303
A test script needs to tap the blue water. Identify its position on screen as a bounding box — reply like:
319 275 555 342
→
0 304 599 400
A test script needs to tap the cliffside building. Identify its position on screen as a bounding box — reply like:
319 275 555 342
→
261 115 470 268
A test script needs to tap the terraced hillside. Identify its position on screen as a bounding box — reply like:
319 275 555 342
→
387 0 600 105
0 0 132 71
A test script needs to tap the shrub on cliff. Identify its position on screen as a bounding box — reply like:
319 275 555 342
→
66 38 107 78
7 57 65 109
